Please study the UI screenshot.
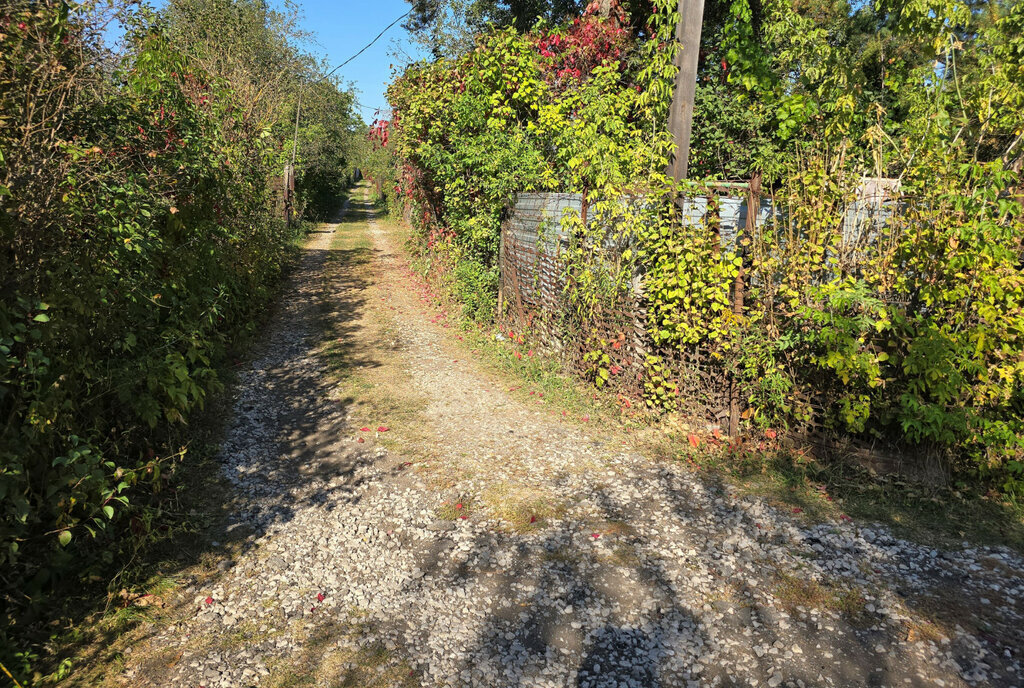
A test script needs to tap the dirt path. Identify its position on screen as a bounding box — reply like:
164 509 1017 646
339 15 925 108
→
114 187 1023 688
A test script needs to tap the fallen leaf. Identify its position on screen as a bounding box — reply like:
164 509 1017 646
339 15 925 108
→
360 427 370 432
357 437 365 443
688 434 700 449
205 597 213 605
317 593 325 602
455 503 463 509
377 426 389 432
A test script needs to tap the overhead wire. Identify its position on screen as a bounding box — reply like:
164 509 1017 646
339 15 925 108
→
323 11 411 80
290 11 408 168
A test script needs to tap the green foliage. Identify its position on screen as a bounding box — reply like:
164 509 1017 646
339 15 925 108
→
0 0 360 679
374 3 677 321
453 258 500 322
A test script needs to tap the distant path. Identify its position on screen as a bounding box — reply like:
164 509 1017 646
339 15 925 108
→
117 186 1024 688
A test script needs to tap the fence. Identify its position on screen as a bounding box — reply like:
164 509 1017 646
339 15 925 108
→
498 177 901 439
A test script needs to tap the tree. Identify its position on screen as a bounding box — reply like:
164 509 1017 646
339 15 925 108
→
404 0 584 56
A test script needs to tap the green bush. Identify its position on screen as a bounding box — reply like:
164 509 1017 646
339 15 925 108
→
0 1 360 677
453 259 499 322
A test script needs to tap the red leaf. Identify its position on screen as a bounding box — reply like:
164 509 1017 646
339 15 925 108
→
765 428 778 439
581 415 590 422
317 593 325 602
792 507 803 514
529 516 536 523
357 437 365 443
360 427 371 432
687 434 700 449
455 503 463 509
205 597 213 605
377 426 389 432
591 533 601 539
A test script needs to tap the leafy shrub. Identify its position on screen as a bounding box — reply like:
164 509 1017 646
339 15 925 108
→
0 1 360 678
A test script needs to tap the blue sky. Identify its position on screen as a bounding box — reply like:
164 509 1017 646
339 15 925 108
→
291 0 426 120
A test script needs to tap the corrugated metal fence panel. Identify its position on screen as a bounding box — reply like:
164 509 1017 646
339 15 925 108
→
500 193 583 336
499 186 901 427
501 192 765 321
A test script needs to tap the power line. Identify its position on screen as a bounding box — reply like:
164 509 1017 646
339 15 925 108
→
324 11 411 80
289 13 405 157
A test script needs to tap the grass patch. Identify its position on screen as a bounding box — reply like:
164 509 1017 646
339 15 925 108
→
317 195 436 465
263 619 418 688
436 496 477 520
773 572 869 625
684 444 1024 554
481 482 566 532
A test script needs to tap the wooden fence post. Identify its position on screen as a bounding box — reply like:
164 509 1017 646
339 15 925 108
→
498 219 506 318
728 172 761 437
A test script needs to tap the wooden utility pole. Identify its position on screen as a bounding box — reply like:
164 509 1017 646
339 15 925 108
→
666 0 705 186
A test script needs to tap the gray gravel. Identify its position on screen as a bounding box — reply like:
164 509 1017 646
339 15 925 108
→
122 193 1024 688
